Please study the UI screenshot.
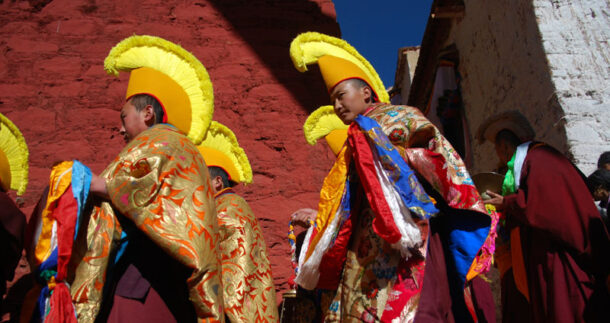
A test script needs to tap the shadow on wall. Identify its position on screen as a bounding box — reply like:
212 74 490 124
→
209 0 341 114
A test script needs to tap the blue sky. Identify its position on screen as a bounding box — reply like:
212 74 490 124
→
332 0 433 88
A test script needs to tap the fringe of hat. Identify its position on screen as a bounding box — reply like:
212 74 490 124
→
0 113 29 195
289 31 389 103
202 121 253 184
104 35 213 145
303 105 347 145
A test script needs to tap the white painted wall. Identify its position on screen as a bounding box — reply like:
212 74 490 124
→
450 0 568 174
423 0 609 175
533 0 610 174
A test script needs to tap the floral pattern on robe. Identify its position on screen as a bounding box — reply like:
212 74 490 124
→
215 189 278 323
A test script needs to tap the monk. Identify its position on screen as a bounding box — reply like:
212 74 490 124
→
0 113 28 311
290 32 495 322
0 190 25 309
209 167 278 322
66 35 224 322
485 127 610 323
197 121 278 322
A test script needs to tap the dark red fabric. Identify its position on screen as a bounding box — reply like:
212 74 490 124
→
414 191 495 323
500 269 531 323
97 224 196 323
348 124 401 245
108 286 177 323
414 220 455 323
502 145 610 322
0 191 26 298
470 275 496 323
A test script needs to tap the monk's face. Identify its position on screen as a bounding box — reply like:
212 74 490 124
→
330 80 372 125
494 141 514 166
119 99 149 143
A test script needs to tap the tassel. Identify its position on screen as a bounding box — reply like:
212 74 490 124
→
44 283 77 323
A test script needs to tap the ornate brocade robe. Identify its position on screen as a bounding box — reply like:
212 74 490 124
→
214 188 278 322
70 124 224 322
298 104 494 322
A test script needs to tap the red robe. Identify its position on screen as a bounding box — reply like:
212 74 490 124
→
0 191 25 303
502 144 610 323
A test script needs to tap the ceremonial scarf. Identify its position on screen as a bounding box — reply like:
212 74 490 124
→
501 142 532 302
297 115 439 289
298 111 494 291
29 161 91 323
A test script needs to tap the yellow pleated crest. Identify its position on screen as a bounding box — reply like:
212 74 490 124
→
289 32 389 103
104 35 213 145
197 121 252 184
0 113 29 195
303 105 348 155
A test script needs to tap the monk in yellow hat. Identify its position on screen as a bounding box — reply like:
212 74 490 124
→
58 35 224 323
0 113 27 311
198 121 278 323
289 32 496 322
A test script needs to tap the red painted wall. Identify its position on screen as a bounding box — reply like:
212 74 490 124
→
0 0 340 315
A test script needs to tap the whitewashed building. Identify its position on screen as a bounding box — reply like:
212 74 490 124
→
394 0 609 175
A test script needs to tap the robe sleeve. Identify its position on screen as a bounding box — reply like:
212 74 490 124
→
105 146 165 223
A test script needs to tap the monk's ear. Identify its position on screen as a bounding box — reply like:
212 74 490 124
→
213 175 224 191
143 104 155 124
361 86 372 103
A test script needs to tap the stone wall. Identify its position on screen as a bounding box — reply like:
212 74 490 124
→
533 0 610 174
448 0 569 174
426 0 608 175
0 0 340 315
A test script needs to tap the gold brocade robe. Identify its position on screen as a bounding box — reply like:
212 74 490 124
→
306 103 490 322
69 124 224 322
214 189 278 322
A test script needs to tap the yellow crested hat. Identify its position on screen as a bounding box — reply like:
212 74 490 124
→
0 113 29 195
197 121 252 184
303 105 348 155
290 32 389 103
105 35 214 145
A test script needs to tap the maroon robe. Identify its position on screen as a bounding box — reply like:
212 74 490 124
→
0 191 26 304
415 211 496 323
98 220 197 323
414 179 496 323
502 144 610 323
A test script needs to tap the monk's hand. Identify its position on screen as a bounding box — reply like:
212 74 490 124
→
486 190 504 210
291 208 317 228
90 173 109 200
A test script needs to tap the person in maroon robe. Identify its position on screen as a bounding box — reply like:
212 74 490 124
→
486 128 610 323
0 190 26 309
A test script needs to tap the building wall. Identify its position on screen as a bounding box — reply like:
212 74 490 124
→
533 0 610 174
445 0 569 174
0 0 340 312
428 0 608 175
